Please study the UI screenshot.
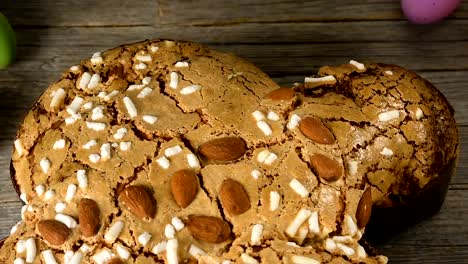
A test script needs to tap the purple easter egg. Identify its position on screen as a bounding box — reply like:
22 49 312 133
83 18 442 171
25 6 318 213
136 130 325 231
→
401 0 461 24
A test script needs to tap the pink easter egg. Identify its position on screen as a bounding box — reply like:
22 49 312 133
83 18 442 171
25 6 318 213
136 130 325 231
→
401 0 461 24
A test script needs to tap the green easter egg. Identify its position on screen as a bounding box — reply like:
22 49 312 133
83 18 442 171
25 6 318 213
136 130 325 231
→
0 13 16 69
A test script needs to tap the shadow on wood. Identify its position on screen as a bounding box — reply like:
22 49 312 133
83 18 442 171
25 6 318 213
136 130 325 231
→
365 158 457 244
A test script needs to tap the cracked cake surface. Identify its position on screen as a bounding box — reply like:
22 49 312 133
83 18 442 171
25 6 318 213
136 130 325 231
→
0 40 459 263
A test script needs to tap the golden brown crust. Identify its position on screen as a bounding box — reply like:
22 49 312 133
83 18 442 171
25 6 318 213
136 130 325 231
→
2 40 458 263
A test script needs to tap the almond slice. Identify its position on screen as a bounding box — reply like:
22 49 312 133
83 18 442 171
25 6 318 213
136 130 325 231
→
186 215 231 243
78 198 101 237
171 169 199 208
356 188 372 228
199 137 246 162
299 117 335 144
310 154 342 182
120 185 156 220
219 178 251 216
37 220 71 246
264 87 295 100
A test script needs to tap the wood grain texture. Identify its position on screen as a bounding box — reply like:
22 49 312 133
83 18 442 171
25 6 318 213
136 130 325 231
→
12 20 468 45
156 0 468 25
2 42 467 75
0 201 22 238
387 189 468 246
0 0 467 262
3 0 467 27
0 0 157 26
22 42 468 70
377 245 468 263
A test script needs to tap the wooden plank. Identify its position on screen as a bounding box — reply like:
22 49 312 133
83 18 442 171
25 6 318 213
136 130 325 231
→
457 126 468 172
156 0 468 26
15 27 157 48
0 0 157 26
212 42 468 74
1 42 467 79
0 166 17 203
375 189 468 246
376 189 468 261
0 80 47 137
450 167 468 187
376 245 468 263
12 20 468 46
1 0 467 27
0 201 22 239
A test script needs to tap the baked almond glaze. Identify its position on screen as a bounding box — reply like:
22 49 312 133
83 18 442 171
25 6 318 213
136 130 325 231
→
0 40 459 264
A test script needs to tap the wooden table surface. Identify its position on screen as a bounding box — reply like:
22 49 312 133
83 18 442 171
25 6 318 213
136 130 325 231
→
0 0 467 262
